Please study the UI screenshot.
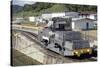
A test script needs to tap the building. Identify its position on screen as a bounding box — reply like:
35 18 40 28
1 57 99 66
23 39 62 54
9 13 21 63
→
79 12 97 20
72 18 96 30
41 12 79 20
41 12 65 20
28 16 36 22
12 17 24 24
65 12 79 18
40 11 97 31
35 16 46 23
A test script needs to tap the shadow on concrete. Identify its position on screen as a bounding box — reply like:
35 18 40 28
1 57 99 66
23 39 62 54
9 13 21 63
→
11 49 42 66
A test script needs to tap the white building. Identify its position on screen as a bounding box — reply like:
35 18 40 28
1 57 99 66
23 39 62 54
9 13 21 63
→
28 16 36 22
41 12 79 20
35 16 46 23
79 12 97 20
72 18 96 30
12 17 24 24
41 12 65 20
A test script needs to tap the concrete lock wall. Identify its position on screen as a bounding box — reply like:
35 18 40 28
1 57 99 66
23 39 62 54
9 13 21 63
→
12 32 69 65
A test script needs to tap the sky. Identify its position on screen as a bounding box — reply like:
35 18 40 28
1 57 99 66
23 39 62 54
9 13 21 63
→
12 0 35 6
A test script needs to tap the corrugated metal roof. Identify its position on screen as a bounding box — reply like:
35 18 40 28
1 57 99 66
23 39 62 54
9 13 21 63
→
73 18 96 22
79 11 97 15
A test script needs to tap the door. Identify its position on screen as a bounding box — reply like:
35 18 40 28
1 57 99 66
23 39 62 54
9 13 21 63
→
86 22 89 30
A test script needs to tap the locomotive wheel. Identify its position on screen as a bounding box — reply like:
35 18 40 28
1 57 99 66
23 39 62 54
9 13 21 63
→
43 40 48 46
44 42 48 46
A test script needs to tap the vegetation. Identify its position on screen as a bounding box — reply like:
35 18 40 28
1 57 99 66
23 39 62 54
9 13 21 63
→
12 2 97 17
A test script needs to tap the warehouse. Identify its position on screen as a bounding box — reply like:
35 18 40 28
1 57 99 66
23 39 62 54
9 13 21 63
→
72 18 96 30
41 12 79 20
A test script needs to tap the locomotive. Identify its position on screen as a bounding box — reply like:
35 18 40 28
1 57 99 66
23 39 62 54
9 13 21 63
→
38 17 92 57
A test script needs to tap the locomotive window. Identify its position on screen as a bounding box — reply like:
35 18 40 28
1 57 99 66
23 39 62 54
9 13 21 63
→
55 24 66 31
59 24 65 30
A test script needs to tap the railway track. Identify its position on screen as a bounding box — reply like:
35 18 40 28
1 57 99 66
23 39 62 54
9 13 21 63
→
13 30 97 63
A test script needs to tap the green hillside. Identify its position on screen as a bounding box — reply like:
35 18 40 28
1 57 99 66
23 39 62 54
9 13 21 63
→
12 2 97 17
41 4 68 12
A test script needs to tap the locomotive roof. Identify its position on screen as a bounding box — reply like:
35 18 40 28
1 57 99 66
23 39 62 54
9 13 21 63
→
55 31 82 41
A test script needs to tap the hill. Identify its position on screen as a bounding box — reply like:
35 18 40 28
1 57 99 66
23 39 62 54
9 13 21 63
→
12 2 97 17
11 5 23 13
